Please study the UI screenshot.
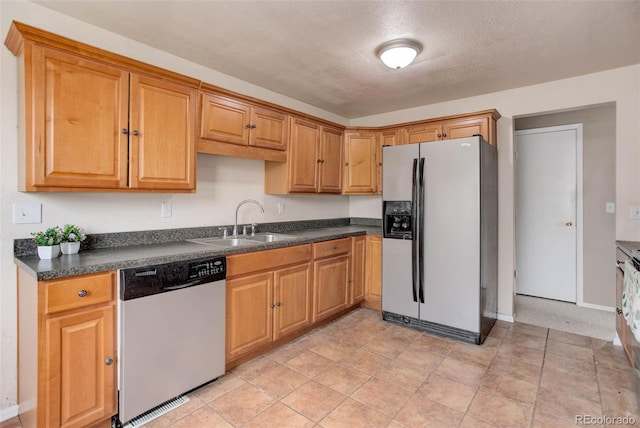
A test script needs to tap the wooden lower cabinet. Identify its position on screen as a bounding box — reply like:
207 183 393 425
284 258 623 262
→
226 272 274 361
313 255 350 322
18 269 117 428
364 235 382 310
226 263 313 362
45 306 116 428
351 236 366 305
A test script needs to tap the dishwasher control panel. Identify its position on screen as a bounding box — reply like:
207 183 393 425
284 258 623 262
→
120 256 226 301
189 258 225 279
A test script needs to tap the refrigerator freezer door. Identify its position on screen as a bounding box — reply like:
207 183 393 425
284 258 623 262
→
419 137 481 332
382 143 419 318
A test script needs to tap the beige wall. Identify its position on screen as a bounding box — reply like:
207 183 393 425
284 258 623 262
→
515 105 616 307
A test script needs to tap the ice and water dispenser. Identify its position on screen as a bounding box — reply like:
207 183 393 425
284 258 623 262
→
383 201 413 239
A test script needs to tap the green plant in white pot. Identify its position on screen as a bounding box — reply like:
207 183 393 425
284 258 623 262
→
60 224 86 254
32 227 62 259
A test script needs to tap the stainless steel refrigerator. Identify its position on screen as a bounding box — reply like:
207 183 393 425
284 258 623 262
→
381 135 498 344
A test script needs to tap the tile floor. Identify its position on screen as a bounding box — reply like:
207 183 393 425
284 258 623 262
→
1 307 638 428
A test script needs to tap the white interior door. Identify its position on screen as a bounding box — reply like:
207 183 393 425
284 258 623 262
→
515 124 582 303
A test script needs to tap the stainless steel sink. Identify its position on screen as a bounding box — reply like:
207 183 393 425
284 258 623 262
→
188 232 295 247
246 232 295 242
188 237 256 247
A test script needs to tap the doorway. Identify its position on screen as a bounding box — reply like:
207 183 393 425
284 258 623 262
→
515 124 583 303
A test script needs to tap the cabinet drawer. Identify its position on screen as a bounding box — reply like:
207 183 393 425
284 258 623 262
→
227 244 312 278
313 238 351 259
44 272 115 315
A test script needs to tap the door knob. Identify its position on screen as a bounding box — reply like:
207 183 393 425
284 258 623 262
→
565 221 574 227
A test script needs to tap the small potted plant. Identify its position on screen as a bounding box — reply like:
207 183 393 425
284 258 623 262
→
60 224 86 254
31 226 62 259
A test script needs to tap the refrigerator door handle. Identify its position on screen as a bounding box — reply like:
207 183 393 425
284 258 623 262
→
411 158 419 303
418 157 426 304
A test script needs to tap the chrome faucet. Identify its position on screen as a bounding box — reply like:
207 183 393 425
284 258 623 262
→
233 199 264 237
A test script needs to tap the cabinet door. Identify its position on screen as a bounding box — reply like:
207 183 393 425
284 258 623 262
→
30 46 129 190
365 236 382 308
199 93 250 146
250 106 288 151
313 255 350 321
45 305 116 428
380 129 400 147
343 132 377 194
404 123 442 144
318 127 343 193
274 263 312 339
129 75 196 190
441 116 488 141
288 118 320 192
351 236 366 306
226 272 273 361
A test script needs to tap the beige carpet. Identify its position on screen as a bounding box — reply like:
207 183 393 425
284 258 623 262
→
514 294 616 341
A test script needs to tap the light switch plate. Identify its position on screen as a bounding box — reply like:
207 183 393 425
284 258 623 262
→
605 202 615 214
13 203 42 224
161 202 172 218
277 202 285 215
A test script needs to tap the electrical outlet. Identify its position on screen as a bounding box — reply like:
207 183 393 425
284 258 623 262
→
605 202 615 214
631 206 640 220
277 202 285 215
13 203 41 224
161 202 172 218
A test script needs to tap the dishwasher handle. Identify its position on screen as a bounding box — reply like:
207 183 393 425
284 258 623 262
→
163 279 202 291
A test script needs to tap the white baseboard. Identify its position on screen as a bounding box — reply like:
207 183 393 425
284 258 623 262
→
497 313 515 323
613 332 622 347
577 301 615 312
0 405 18 422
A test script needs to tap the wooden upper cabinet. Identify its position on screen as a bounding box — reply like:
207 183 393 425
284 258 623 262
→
198 92 288 161
265 117 344 194
380 129 401 147
27 45 130 190
343 131 377 194
403 123 442 144
199 94 250 145
129 75 196 190
250 106 288 151
397 110 499 146
441 116 488 141
6 21 199 192
318 126 343 193
288 118 321 192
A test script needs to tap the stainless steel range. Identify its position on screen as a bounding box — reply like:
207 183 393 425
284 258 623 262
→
116 256 226 426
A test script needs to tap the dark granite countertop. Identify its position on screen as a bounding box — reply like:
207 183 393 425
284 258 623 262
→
617 241 640 257
15 219 381 281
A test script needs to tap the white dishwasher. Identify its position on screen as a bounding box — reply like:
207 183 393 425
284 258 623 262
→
117 256 226 427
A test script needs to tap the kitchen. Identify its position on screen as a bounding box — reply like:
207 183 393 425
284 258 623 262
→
1 1 640 427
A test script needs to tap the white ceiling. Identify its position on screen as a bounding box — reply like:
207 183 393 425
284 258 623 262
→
34 0 640 119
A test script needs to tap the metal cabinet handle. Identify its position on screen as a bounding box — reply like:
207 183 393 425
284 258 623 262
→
276 302 281 307
251 124 257 129
132 130 140 136
442 133 447 138
105 358 114 366
121 128 129 135
565 221 574 227
345 162 349 166
77 290 88 298
317 159 322 163
437 134 442 138
270 303 275 309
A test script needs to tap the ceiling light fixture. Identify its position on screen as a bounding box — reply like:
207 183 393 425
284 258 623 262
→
376 39 422 70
